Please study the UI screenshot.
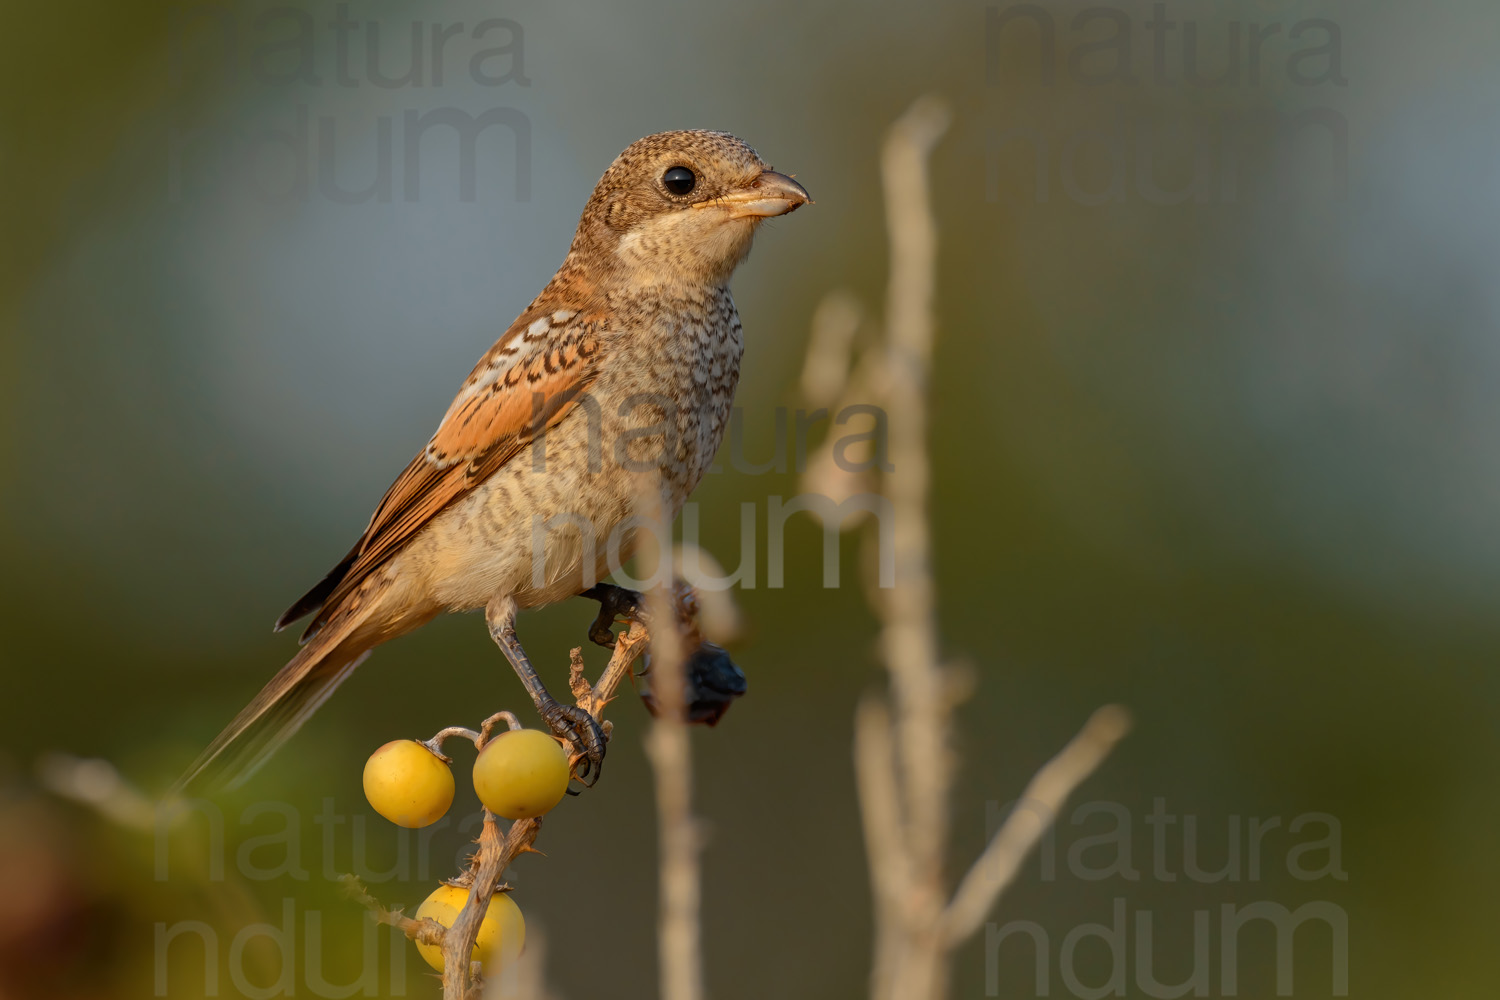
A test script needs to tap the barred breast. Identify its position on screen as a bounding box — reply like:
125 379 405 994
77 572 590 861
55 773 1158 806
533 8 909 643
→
406 286 744 612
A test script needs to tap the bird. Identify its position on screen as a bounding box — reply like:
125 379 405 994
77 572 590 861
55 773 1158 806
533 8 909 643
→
174 130 809 795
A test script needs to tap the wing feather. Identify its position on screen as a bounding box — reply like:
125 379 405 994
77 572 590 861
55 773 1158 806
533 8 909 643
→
290 308 606 638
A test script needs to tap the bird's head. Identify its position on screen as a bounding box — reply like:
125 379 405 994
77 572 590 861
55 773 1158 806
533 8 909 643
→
568 129 810 289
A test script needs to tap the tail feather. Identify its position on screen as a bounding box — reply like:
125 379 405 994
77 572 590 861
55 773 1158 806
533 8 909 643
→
172 629 372 797
274 543 360 636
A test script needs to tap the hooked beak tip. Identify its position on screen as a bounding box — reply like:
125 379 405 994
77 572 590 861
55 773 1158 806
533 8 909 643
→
694 169 812 219
757 170 811 208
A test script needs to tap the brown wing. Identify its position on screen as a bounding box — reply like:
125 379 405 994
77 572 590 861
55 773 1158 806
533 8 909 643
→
287 306 606 639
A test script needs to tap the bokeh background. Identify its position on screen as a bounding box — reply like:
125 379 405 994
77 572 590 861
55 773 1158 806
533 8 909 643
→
3 0 1497 997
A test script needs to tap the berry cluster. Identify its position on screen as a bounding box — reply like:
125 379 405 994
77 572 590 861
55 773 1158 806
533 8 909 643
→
361 722 572 973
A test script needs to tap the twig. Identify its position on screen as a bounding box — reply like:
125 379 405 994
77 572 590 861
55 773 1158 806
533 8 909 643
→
347 618 659 1000
871 95 956 1000
425 727 482 762
481 926 559 1000
577 622 652 723
441 812 539 998
800 291 863 408
938 705 1133 946
646 648 701 1000
341 873 449 948
880 94 952 880
37 754 156 831
673 543 742 645
829 96 1131 1000
639 488 704 1000
853 696 912 997
42 754 277 983
478 712 525 747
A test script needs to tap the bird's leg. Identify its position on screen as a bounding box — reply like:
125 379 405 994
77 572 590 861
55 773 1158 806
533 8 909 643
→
485 595 606 783
579 583 649 649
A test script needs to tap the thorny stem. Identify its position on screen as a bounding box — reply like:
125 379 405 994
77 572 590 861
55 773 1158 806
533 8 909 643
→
341 874 449 948
350 614 660 1000
439 810 532 998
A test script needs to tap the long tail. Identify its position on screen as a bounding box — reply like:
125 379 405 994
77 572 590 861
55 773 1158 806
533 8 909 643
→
171 617 375 797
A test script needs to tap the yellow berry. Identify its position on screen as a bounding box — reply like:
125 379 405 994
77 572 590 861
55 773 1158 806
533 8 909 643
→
362 740 454 828
472 729 570 820
413 883 525 973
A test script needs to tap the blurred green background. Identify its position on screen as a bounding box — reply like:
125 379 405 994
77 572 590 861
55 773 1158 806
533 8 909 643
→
3 0 1496 997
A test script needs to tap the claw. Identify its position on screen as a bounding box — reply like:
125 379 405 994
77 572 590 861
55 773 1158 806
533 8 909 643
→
580 584 647 649
539 700 606 785
487 595 609 787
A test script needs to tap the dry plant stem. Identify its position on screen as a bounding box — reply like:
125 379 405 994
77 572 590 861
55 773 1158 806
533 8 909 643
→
350 624 656 1000
873 96 955 1000
577 623 652 721
853 697 913 998
46 756 274 983
444 628 653 1000
425 727 482 761
787 99 1134 1000
646 598 700 1000
800 291 863 407
481 927 557 1000
939 705 1132 946
881 94 952 877
855 96 1131 1000
638 489 704 1000
441 811 540 998
342 874 449 949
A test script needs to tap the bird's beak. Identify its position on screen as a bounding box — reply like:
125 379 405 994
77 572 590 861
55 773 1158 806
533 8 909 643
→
694 170 811 219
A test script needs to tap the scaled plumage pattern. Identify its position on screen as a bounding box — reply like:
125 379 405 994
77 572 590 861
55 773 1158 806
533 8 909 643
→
176 130 809 794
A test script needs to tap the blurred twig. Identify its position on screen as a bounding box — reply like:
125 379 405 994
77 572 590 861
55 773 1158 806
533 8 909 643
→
639 487 705 1000
800 291 863 409
879 102 954 990
37 753 279 985
803 96 1133 1000
938 705 1131 946
483 927 562 1000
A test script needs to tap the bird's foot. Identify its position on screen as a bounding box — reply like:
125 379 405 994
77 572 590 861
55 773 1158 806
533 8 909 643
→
538 698 606 785
580 583 648 648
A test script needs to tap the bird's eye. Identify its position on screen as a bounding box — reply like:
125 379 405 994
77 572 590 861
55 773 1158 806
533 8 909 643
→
662 166 697 196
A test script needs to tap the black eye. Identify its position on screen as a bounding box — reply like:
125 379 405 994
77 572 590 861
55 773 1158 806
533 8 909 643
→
662 166 697 196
